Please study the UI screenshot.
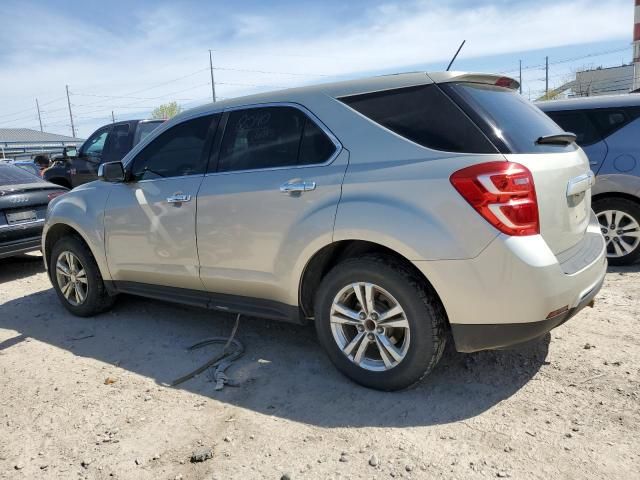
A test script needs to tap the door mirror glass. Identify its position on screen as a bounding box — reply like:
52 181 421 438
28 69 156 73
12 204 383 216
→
98 161 125 183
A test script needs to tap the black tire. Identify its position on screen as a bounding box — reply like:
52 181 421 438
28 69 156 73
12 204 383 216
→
593 197 640 266
314 254 447 391
49 235 116 316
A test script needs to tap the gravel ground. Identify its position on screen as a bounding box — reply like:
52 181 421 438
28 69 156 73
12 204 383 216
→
0 252 638 480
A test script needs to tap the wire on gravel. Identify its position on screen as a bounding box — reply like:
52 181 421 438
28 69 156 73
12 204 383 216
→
169 314 244 389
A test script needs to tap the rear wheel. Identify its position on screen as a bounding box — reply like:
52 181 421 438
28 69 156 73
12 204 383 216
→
314 255 447 391
50 236 115 316
593 197 640 266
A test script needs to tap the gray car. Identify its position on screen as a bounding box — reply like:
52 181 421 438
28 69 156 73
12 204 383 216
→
42 72 606 390
538 95 640 265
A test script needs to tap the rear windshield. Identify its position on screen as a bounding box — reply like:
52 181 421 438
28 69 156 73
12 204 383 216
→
134 121 163 146
444 83 576 154
0 163 41 185
339 84 497 154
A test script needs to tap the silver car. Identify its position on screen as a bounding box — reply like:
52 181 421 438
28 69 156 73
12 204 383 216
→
43 72 607 390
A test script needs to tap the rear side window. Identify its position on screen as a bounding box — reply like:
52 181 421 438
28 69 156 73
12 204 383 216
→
217 106 336 172
545 111 602 146
444 83 575 154
131 115 218 181
134 121 163 146
104 123 132 161
589 107 640 139
339 84 496 154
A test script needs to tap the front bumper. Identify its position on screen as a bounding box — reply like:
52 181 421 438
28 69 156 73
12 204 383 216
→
0 236 42 259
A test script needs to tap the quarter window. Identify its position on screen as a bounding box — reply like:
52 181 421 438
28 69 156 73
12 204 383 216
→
339 84 496 154
216 106 336 172
130 115 218 181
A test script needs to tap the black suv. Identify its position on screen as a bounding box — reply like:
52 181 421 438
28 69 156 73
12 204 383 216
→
44 119 163 188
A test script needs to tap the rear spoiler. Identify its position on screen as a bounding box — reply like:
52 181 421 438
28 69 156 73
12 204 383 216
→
427 72 520 91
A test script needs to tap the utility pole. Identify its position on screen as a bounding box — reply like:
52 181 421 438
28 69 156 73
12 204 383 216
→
35 98 43 132
519 60 522 94
545 56 549 97
65 85 76 138
209 50 217 103
111 111 115 123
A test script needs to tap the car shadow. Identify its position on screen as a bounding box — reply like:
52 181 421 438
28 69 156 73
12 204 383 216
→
0 253 46 284
1 288 549 428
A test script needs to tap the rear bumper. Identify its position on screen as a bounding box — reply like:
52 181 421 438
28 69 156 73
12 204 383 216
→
450 272 604 352
413 212 607 352
0 236 42 259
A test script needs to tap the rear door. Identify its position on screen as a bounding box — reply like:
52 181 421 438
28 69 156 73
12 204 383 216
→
544 109 608 174
444 82 593 255
196 105 346 304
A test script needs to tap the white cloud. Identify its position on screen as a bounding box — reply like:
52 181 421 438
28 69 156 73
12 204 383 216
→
0 0 631 137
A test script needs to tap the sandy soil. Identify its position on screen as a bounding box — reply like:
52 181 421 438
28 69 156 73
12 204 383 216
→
0 252 638 480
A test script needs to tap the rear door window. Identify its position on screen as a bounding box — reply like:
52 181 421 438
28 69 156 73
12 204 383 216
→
444 83 575 154
339 84 496 154
103 123 132 162
545 110 602 146
216 106 337 172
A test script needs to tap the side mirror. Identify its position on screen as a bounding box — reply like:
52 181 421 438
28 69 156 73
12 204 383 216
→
63 146 78 158
98 161 125 183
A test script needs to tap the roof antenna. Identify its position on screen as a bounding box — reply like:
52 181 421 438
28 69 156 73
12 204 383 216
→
446 40 466 71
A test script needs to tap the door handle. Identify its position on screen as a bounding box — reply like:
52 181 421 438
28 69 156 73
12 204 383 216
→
280 181 316 194
566 171 595 197
166 194 192 203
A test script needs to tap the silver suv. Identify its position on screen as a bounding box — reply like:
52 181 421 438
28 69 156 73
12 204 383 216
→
43 72 607 390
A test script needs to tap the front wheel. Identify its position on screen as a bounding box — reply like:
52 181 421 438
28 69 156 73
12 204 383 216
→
50 236 115 316
314 255 447 391
593 197 640 266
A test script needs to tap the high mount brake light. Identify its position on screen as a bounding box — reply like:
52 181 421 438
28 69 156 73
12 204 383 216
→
450 161 539 236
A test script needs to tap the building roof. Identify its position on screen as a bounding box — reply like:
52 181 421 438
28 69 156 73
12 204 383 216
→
0 128 83 144
537 93 640 111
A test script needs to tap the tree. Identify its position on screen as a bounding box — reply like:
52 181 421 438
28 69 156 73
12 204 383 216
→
151 101 182 120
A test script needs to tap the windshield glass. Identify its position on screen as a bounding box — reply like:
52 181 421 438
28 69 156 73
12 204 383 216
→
445 83 576 153
0 163 42 186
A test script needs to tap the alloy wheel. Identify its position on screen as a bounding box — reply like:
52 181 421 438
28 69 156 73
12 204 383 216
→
598 210 640 259
330 282 410 372
55 251 88 306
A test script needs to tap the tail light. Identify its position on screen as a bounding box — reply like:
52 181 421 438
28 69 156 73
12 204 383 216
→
450 161 539 236
47 191 66 201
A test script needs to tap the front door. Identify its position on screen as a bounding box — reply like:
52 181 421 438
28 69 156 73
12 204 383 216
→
104 114 219 290
197 105 347 305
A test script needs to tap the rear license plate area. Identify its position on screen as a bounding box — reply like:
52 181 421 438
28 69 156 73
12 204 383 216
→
6 210 37 224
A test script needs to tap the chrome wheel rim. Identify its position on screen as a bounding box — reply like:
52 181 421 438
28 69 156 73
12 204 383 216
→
330 282 410 372
55 251 88 306
598 210 640 259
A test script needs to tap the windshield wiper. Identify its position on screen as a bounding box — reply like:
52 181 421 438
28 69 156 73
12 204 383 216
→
535 132 577 145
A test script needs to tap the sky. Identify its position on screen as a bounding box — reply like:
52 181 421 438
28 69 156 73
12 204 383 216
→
0 0 635 138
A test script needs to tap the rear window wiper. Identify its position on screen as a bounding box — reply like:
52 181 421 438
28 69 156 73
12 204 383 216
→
535 132 577 145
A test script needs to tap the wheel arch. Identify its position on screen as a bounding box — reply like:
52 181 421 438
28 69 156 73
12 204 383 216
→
298 239 449 323
592 191 640 206
44 222 107 283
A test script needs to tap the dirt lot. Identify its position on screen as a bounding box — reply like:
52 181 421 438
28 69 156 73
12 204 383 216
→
0 253 638 480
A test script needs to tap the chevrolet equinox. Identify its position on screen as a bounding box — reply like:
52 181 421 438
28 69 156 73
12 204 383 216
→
43 72 607 390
